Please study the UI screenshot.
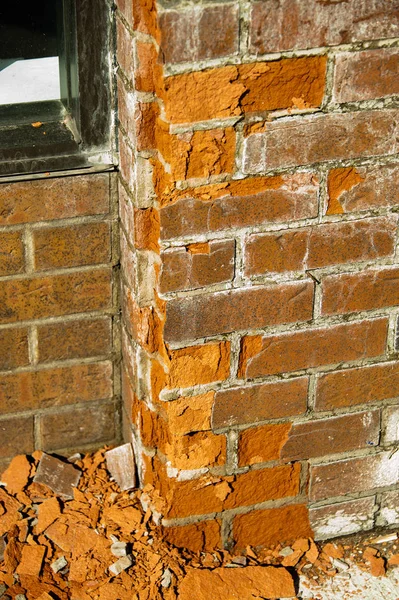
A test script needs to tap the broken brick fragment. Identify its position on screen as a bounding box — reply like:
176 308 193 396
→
33 454 81 500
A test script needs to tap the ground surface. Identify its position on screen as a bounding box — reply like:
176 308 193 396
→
1 447 399 599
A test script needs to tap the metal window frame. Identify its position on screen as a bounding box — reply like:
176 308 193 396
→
0 0 117 179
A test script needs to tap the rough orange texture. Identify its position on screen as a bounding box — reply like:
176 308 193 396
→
123 287 165 357
327 167 365 215
163 56 326 123
134 207 160 251
163 430 226 470
159 463 300 519
166 342 230 389
162 520 221 553
233 504 313 549
135 40 163 94
238 423 292 466
171 128 236 180
164 392 214 435
135 102 159 151
0 231 24 276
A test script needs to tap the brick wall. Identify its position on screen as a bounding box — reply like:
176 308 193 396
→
119 0 399 552
0 173 120 473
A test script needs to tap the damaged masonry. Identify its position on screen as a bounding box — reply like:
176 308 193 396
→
2 448 399 599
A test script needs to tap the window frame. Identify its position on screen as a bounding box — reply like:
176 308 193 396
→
0 0 117 179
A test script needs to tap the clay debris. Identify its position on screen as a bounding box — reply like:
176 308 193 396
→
0 447 399 600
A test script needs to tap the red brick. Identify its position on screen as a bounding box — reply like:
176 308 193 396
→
334 48 399 103
212 377 308 428
160 240 235 293
322 267 399 316
116 18 134 80
315 362 399 411
240 318 388 379
281 410 380 461
37 317 112 362
160 173 319 240
0 361 113 414
0 269 112 324
0 328 29 370
167 341 230 389
162 520 222 552
120 228 136 291
159 4 239 64
245 216 396 275
122 285 164 355
250 0 399 54
326 163 399 215
0 231 24 276
39 403 115 452
0 174 109 225
135 102 158 151
165 281 313 343
163 57 326 124
233 504 313 550
119 133 135 189
33 222 110 270
243 109 399 172
0 416 34 458
310 497 376 540
310 451 399 502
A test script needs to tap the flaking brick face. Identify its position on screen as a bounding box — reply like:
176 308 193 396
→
3 0 399 554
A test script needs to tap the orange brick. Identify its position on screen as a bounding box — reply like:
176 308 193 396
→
316 362 399 411
162 520 221 552
134 207 160 251
213 378 308 428
164 430 226 470
322 267 399 316
122 286 164 355
33 222 110 270
166 342 230 389
0 269 112 324
132 0 160 41
0 328 29 371
0 361 113 414
135 40 162 93
37 317 112 362
164 392 214 435
326 167 365 215
0 231 24 276
161 463 300 519
170 128 236 180
239 318 388 379
163 56 326 123
0 415 34 458
0 174 109 225
39 402 115 452
238 423 292 467
245 216 396 276
233 504 313 550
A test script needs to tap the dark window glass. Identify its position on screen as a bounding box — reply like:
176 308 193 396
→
0 2 61 105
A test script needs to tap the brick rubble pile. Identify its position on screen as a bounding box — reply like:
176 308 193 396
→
1 447 399 600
